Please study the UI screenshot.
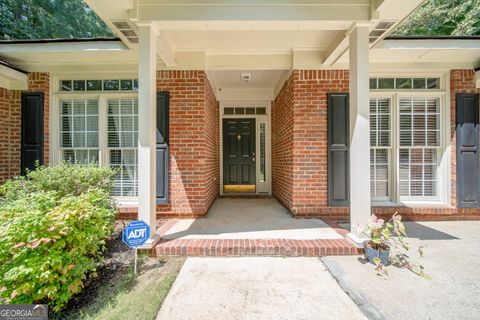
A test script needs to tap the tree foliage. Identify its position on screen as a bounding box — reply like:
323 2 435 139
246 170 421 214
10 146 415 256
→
0 0 114 40
392 0 480 36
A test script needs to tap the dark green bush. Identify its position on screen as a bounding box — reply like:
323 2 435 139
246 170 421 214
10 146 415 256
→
0 163 117 311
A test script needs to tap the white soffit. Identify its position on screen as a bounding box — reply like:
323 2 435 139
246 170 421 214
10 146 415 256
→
336 39 480 69
0 64 28 90
0 41 137 71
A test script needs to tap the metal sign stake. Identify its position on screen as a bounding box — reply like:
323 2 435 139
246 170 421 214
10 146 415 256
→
134 248 138 276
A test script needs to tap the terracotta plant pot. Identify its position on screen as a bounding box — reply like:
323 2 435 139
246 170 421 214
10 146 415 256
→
364 242 390 266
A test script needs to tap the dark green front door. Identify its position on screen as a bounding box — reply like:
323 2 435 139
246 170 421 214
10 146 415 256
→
223 119 256 193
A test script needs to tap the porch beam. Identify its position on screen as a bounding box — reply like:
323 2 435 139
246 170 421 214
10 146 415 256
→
347 25 371 247
132 1 371 22
156 30 177 67
322 30 349 66
137 23 159 247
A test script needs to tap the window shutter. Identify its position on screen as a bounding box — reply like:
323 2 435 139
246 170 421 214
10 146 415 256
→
328 93 349 206
156 92 169 144
456 93 480 208
156 91 170 204
21 92 44 174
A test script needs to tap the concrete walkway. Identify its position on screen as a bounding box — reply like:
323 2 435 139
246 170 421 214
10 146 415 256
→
157 257 367 320
162 198 342 240
322 221 480 320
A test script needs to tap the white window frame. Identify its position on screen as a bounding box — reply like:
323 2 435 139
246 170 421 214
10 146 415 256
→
369 72 450 206
52 75 139 203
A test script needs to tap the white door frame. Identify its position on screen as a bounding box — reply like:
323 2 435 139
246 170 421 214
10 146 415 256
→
219 101 272 195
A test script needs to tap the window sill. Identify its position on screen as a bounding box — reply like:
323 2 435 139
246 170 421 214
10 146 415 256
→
114 197 138 208
372 200 452 208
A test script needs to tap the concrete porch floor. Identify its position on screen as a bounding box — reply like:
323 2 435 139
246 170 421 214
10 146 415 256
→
161 198 343 240
151 198 360 257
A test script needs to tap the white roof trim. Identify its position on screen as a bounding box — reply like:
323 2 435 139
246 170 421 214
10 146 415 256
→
0 64 28 90
377 39 480 50
0 40 128 53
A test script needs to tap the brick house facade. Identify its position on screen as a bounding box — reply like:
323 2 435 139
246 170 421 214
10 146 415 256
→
1 1 480 248
272 69 480 221
1 68 478 222
0 72 49 184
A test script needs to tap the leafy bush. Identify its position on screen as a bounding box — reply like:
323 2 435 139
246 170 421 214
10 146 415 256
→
0 163 117 311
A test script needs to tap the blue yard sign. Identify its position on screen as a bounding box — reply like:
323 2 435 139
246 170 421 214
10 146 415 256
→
122 220 150 247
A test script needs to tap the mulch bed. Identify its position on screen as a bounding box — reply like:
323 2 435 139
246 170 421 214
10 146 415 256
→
50 222 136 319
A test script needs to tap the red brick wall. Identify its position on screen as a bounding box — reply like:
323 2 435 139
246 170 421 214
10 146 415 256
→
272 73 294 211
0 88 21 183
27 73 50 164
0 73 50 183
272 70 349 215
148 70 219 218
292 70 349 215
204 75 220 214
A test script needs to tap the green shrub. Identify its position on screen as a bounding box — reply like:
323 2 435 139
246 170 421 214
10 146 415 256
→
0 163 117 311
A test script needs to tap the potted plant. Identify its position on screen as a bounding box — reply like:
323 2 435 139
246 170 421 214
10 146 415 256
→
364 213 428 278
364 213 405 266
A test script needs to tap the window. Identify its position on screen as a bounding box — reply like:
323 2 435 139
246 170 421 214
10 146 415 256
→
370 77 440 90
369 78 444 202
107 99 139 196
60 99 99 163
60 79 138 92
259 123 266 182
398 97 440 198
370 98 391 198
57 79 139 198
223 106 268 115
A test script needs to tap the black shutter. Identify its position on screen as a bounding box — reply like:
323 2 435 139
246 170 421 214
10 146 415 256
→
328 93 349 206
21 92 44 175
156 91 169 204
456 93 480 208
156 92 169 144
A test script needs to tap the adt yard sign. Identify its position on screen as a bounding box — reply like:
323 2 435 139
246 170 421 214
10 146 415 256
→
122 220 150 247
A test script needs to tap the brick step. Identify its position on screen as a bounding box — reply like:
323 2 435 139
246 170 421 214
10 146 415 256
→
148 238 362 257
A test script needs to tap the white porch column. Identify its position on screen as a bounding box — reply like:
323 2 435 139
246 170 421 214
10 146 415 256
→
138 23 159 246
347 25 371 247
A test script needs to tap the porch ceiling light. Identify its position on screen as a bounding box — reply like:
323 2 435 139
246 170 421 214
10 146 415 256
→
241 73 251 83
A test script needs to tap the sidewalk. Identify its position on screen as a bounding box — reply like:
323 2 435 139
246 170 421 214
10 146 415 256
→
157 257 367 320
322 221 480 320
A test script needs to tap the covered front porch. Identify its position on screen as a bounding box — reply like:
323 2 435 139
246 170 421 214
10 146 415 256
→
80 0 435 249
150 198 360 256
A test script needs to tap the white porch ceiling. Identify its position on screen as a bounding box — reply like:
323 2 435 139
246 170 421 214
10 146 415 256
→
166 30 338 53
209 70 284 90
84 0 427 67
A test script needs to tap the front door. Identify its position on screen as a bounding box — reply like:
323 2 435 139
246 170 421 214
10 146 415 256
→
223 119 256 193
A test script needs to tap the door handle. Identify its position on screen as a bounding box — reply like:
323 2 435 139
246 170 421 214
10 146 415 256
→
252 157 255 162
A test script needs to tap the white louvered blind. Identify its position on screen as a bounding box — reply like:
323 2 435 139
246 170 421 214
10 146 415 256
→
398 97 440 197
370 98 391 198
107 99 139 196
60 99 99 163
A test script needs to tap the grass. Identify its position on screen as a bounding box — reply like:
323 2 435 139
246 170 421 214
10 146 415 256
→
52 255 185 320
